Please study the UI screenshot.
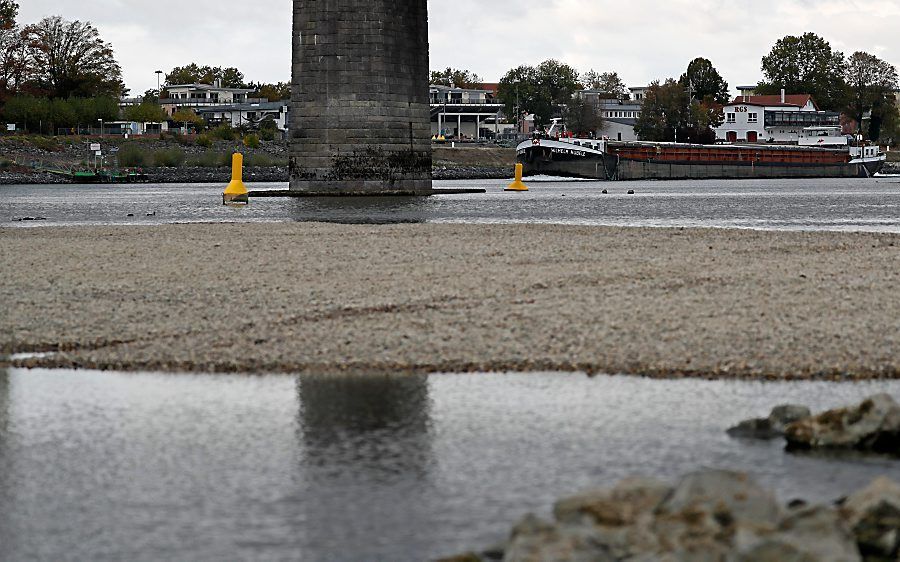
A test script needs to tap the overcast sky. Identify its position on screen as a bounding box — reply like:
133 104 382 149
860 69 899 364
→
17 0 900 96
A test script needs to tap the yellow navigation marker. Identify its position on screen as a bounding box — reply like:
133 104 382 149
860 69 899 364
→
505 163 529 192
223 153 249 206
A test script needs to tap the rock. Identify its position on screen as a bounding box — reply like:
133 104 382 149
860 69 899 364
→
728 405 812 440
738 505 861 562
502 514 613 562
554 477 671 526
552 478 669 560
785 394 900 455
657 470 782 530
841 477 900 559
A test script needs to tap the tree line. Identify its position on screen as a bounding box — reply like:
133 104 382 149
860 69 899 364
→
485 32 898 143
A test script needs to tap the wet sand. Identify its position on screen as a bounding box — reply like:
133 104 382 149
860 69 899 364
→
1 223 898 378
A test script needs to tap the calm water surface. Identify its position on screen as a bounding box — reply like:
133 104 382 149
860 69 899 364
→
1 369 898 561
2 177 900 231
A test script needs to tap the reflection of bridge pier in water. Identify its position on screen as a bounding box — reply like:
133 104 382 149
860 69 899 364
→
294 374 435 553
286 196 429 225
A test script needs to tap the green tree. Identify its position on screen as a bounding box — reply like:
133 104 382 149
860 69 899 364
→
172 108 205 131
48 97 77 129
563 96 602 136
165 64 245 87
249 81 290 101
845 51 898 138
430 68 483 89
22 16 123 98
580 70 627 99
2 95 48 131
680 58 729 104
124 102 169 123
758 32 847 111
497 60 581 126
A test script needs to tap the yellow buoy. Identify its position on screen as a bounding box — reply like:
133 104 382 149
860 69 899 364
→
505 163 529 192
223 153 249 206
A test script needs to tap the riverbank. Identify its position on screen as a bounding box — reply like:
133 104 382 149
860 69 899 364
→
0 136 516 183
2 223 899 378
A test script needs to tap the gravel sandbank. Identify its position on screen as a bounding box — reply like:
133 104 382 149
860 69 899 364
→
1 223 898 378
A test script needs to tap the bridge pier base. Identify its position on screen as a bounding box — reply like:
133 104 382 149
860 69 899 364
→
290 0 433 195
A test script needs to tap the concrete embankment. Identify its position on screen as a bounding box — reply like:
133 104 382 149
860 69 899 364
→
2 223 899 378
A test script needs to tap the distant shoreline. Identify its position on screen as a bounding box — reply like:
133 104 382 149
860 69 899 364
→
3 222 899 379
0 165 514 185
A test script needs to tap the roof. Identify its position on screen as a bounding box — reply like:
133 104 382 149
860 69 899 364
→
196 101 288 113
730 94 817 110
166 83 255 93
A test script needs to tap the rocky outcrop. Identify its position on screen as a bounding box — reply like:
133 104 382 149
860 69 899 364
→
784 394 900 455
840 477 900 559
474 470 900 562
727 405 812 439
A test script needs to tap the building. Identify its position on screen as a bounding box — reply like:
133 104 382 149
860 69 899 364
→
576 89 643 142
159 80 260 117
196 101 290 132
716 91 840 143
430 84 504 140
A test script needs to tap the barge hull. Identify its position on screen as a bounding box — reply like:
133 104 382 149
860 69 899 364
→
518 140 884 180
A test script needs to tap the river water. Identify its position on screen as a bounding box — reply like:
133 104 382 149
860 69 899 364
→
2 176 900 231
1 368 899 561
3 179 900 559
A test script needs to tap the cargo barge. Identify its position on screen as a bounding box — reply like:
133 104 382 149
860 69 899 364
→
517 126 886 181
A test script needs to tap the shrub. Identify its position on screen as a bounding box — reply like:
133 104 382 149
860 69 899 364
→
153 148 186 167
118 144 152 167
29 136 59 152
189 151 230 168
196 134 213 148
243 134 260 149
259 127 276 142
210 124 235 141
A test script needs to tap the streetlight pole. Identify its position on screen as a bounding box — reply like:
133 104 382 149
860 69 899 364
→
155 70 163 100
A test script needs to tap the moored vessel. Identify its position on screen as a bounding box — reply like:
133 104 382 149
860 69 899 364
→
517 126 885 181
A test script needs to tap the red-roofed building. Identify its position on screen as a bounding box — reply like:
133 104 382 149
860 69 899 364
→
716 89 840 144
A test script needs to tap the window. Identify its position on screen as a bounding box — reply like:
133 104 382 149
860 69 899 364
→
748 113 758 123
726 113 736 123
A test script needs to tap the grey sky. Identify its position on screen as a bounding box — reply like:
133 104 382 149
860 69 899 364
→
17 0 900 96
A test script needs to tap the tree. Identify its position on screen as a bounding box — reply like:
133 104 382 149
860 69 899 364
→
634 78 722 144
22 16 123 98
845 51 898 137
680 58 729 104
172 108 205 131
497 60 581 126
0 19 25 98
758 32 848 111
165 64 245 87
430 68 483 89
249 81 290 101
124 102 169 123
0 0 17 29
563 96 602 136
581 70 627 99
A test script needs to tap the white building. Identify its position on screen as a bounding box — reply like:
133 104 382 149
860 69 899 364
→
575 89 643 141
430 84 504 140
196 101 290 132
160 80 260 117
716 91 840 143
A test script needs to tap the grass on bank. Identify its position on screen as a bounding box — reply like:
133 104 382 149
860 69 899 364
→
116 145 285 168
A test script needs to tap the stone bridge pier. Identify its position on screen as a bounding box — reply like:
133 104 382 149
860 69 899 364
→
290 0 433 194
